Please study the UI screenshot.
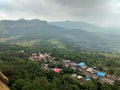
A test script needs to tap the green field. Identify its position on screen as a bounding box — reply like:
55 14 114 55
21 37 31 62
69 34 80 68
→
47 39 65 49
16 39 41 46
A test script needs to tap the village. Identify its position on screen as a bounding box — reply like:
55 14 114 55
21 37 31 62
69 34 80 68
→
29 51 120 85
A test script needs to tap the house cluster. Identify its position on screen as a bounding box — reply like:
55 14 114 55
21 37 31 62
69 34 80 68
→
63 60 120 85
29 52 120 85
71 73 91 84
30 52 62 73
30 52 51 61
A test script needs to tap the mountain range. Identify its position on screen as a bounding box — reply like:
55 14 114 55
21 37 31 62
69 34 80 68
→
0 19 120 53
49 21 120 36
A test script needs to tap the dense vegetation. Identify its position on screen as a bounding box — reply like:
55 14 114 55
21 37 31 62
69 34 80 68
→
0 43 120 90
0 19 120 89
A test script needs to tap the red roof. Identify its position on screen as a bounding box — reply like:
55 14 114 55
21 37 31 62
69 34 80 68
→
33 56 39 59
54 68 62 73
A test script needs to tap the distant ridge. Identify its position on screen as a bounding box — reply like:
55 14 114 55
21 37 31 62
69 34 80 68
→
0 19 48 25
49 21 104 32
0 19 120 52
49 21 120 36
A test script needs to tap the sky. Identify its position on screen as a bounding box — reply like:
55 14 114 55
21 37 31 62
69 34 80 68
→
0 0 120 27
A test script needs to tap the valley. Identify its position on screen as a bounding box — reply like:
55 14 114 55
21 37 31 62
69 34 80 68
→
0 19 120 90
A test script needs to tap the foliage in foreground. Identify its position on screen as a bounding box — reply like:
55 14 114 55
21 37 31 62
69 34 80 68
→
0 44 120 90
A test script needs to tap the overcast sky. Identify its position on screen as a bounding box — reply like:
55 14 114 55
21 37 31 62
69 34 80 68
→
0 0 120 27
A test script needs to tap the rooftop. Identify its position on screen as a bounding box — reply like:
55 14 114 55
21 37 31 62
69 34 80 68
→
77 75 83 79
86 77 91 81
51 68 62 73
98 72 106 77
78 62 85 67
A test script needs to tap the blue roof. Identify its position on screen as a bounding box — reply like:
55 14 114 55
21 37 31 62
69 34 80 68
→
86 77 91 81
78 62 85 67
98 72 106 77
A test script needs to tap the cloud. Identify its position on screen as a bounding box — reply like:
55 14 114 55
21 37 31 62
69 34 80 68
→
0 11 8 19
52 0 109 8
0 0 120 27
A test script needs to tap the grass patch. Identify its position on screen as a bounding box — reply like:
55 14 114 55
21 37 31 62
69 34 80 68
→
47 39 65 49
16 39 41 46
0 36 23 43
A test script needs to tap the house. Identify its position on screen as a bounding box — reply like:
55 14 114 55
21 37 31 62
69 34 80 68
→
93 74 99 79
32 56 39 60
72 74 77 78
86 68 94 73
97 72 106 77
64 63 70 68
99 77 115 85
78 69 82 71
71 66 77 70
44 53 50 56
63 60 71 63
117 77 120 81
38 52 45 59
32 53 37 56
54 68 62 73
31 53 40 61
77 75 83 80
42 64 49 70
93 70 99 74
52 57 55 60
69 62 77 67
86 72 92 77
78 62 85 67
86 77 91 81
93 66 97 69
77 62 87 70
20 50 24 53
106 74 117 81
81 65 87 70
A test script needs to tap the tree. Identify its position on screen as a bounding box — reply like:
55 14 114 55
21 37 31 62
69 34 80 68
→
33 77 51 90
52 77 62 90
22 82 36 90
100 83 112 90
11 79 25 90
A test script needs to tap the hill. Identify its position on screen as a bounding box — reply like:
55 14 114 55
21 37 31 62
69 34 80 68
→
0 19 120 52
49 21 104 33
49 21 120 36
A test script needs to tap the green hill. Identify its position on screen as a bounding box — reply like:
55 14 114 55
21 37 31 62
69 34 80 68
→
0 19 120 53
49 20 103 33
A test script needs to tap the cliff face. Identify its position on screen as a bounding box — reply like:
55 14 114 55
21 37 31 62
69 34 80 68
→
0 72 9 90
0 72 8 84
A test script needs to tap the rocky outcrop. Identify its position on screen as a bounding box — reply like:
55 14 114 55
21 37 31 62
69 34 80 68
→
0 72 8 85
0 72 9 90
0 81 10 90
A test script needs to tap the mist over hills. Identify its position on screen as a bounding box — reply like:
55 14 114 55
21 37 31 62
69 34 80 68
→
49 21 103 33
49 21 120 36
0 19 120 52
